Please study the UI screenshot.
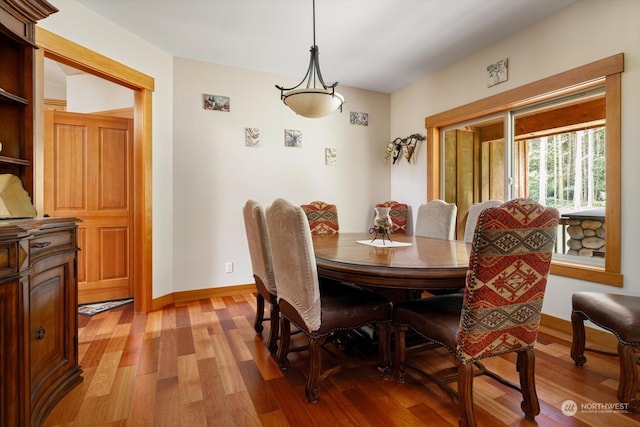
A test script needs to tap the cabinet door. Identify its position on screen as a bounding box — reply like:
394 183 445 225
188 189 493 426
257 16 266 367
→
29 253 79 425
0 280 21 427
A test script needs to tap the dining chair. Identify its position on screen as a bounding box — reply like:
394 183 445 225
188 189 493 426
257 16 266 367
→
375 200 410 234
266 198 393 403
571 292 640 410
414 199 457 240
463 199 503 243
242 200 279 354
393 198 559 427
300 200 339 234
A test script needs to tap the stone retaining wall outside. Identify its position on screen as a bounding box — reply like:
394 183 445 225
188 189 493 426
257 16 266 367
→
560 208 605 258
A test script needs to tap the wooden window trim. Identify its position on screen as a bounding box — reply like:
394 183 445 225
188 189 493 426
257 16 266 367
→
425 53 624 286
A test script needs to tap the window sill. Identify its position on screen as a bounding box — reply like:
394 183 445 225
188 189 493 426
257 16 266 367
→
550 261 623 287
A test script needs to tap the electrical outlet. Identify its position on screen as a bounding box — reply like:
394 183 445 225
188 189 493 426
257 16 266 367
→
225 262 233 273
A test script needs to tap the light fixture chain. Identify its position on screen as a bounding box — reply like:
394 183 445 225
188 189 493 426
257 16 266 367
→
312 0 316 47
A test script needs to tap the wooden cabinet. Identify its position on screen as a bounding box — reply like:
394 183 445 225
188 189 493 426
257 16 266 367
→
28 220 81 426
0 4 78 425
0 0 57 198
0 218 81 427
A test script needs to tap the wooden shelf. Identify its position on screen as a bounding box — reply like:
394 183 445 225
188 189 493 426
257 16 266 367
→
0 89 28 105
0 155 30 166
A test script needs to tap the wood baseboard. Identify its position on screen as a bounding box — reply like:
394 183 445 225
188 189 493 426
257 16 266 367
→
151 283 256 311
541 312 618 352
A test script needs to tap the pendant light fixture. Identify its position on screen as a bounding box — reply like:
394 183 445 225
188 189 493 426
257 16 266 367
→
276 0 344 118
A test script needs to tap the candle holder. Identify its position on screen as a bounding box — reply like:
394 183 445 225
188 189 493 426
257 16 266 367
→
369 206 393 244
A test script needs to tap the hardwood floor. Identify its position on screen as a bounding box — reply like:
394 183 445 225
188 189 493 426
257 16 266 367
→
43 292 640 426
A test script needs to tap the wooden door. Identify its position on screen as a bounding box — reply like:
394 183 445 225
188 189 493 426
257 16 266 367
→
44 110 133 304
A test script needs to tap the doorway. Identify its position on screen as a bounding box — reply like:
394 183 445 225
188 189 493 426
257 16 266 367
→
44 108 134 303
36 27 154 312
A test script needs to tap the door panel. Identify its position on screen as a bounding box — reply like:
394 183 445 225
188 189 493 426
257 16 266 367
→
99 128 129 210
100 226 129 279
44 110 133 303
51 123 86 210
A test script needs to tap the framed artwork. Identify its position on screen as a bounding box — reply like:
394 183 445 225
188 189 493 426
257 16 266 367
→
245 128 260 147
284 129 302 147
487 58 508 87
350 112 368 126
325 148 337 166
203 94 230 111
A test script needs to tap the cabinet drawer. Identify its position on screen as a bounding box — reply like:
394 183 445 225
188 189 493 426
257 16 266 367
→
30 230 74 259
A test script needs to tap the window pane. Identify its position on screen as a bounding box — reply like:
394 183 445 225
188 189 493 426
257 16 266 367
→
442 116 505 238
513 88 606 264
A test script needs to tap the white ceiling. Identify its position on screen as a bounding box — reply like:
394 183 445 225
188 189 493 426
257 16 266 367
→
70 0 576 94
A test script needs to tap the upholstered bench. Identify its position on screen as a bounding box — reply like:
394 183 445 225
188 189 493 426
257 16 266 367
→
571 292 640 410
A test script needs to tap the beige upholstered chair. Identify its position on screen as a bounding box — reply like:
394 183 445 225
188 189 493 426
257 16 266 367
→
463 199 503 243
266 198 393 403
300 200 340 234
414 200 457 240
393 199 559 427
242 200 280 354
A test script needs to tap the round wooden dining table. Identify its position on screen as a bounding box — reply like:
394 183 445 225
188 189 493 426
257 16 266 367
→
312 232 470 294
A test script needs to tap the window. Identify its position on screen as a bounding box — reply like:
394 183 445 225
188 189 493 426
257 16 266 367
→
426 54 623 286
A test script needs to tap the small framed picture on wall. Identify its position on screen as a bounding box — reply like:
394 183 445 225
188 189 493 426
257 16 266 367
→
203 94 230 111
284 129 302 147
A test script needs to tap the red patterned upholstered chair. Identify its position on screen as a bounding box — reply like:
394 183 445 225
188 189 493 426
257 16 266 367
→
393 198 559 427
243 200 279 354
300 200 339 234
375 200 409 234
267 198 393 403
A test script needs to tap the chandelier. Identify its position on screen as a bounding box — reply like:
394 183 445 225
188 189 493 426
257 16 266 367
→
276 0 344 118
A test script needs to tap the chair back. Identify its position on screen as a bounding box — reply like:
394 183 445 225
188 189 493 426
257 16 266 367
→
457 198 559 362
414 200 457 239
375 201 409 234
300 200 339 234
267 198 322 332
463 200 503 243
242 200 277 296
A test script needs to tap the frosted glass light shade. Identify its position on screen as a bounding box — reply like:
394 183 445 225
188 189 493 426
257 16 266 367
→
282 88 344 118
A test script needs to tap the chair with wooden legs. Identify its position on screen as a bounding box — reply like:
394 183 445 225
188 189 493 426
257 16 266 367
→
463 199 503 243
394 198 559 427
414 199 457 240
375 200 410 234
300 200 340 234
266 198 393 403
243 199 279 354
571 291 640 411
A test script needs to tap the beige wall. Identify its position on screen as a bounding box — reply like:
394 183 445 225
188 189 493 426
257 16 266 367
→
172 57 390 290
41 0 391 295
40 0 176 299
390 0 640 320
